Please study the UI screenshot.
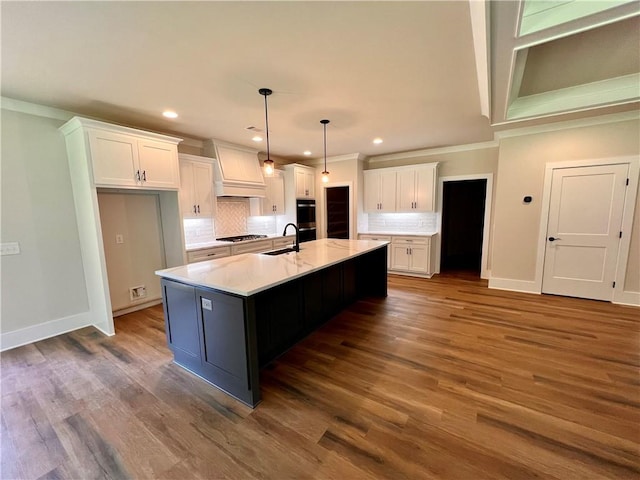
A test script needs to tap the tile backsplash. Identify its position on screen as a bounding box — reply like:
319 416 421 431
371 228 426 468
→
215 198 249 237
183 217 215 246
366 212 438 233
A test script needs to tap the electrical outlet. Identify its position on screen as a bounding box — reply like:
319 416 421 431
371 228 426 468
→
116 234 124 244
129 285 147 301
0 242 20 256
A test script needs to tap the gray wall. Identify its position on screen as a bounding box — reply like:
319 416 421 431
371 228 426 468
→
1 110 88 335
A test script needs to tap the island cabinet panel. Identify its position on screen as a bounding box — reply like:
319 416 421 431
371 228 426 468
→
160 279 260 407
162 280 201 371
197 289 249 390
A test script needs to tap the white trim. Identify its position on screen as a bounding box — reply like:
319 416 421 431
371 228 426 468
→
436 173 493 280
60 116 182 144
1 96 74 121
322 181 354 239
302 153 366 166
368 141 498 163
469 0 490 119
113 298 163 317
535 155 639 299
488 277 540 294
613 290 640 307
507 74 640 121
0 311 109 352
493 110 639 138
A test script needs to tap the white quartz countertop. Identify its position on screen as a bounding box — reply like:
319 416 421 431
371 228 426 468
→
358 231 437 237
157 238 389 297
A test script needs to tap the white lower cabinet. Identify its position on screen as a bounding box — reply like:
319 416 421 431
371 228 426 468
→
187 245 232 263
231 239 274 255
359 234 432 277
390 236 430 275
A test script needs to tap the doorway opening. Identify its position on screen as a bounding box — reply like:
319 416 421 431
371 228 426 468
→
326 186 350 239
440 179 487 275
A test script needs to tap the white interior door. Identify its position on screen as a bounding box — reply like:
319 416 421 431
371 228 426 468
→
542 163 629 301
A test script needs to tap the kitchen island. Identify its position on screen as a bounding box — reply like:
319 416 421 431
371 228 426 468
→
155 238 388 407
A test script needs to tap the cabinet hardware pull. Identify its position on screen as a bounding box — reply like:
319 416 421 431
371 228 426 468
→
142 170 146 181
136 170 141 182
193 205 197 214
197 205 200 214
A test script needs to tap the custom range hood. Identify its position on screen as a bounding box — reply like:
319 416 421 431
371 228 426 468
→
204 139 266 197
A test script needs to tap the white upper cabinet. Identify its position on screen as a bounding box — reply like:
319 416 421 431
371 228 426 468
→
365 163 437 213
137 139 181 189
62 117 182 190
364 169 396 212
396 165 436 212
179 154 215 218
295 168 315 199
250 171 285 216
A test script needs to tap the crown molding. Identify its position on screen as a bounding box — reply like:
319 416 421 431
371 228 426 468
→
494 109 639 139
301 152 366 166
367 140 498 164
2 96 74 121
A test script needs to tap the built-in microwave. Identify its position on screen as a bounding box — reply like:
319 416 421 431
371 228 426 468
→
296 199 316 242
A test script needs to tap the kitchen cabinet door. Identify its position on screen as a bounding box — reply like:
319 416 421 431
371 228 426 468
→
407 244 429 273
250 173 285 215
396 165 436 212
88 129 139 187
414 166 435 211
364 170 396 212
180 157 214 218
391 244 411 270
137 139 180 189
295 168 315 198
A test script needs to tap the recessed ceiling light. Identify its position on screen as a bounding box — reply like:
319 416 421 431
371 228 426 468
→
373 138 383 144
252 136 263 142
303 151 312 156
162 110 178 119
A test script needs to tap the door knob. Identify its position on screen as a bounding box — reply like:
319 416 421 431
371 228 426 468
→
548 237 562 241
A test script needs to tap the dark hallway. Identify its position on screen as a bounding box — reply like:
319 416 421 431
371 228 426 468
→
326 186 350 239
440 179 487 275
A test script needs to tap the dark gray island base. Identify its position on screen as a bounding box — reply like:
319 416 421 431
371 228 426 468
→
159 243 387 407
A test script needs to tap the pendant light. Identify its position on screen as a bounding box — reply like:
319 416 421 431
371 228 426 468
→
321 119 330 183
259 88 275 176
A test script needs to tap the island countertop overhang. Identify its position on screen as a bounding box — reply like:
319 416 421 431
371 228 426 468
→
155 238 389 297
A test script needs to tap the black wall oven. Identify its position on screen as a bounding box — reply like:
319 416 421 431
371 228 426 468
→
296 199 316 242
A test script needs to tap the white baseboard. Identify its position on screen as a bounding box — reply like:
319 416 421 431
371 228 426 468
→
112 298 162 317
613 290 640 307
488 277 541 294
1 311 96 352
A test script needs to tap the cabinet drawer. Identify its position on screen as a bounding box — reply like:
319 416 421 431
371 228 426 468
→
187 246 231 263
391 236 429 245
231 240 273 255
358 234 391 242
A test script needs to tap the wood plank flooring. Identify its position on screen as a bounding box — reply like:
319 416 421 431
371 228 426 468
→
2 273 639 479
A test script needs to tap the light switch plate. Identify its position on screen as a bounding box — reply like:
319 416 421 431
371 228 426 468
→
0 242 21 256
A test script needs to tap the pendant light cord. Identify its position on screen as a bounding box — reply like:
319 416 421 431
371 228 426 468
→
264 93 270 160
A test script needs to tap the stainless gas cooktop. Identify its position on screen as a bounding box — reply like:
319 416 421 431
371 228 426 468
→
216 234 268 243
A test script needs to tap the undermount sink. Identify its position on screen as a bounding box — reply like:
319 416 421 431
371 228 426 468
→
262 247 297 256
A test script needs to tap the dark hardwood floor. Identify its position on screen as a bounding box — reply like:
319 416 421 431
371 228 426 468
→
2 273 639 479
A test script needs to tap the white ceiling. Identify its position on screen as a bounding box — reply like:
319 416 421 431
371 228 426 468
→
2 1 638 161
